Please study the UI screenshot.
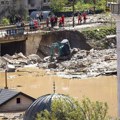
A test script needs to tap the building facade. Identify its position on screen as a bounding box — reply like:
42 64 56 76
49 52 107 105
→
0 0 51 17
0 89 35 112
0 94 35 112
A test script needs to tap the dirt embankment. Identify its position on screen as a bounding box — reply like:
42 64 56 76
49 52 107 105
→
36 30 91 58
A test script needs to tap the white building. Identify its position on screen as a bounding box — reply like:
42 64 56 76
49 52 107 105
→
0 89 35 112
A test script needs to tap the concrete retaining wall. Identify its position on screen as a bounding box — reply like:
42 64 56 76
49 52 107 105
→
26 32 42 56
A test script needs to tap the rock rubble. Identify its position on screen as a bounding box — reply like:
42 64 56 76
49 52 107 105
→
0 48 116 79
44 48 117 79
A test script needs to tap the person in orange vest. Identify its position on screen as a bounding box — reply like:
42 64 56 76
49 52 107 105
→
78 13 82 25
82 11 87 23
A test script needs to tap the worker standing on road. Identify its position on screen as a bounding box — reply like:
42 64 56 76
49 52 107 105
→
46 17 49 27
50 15 55 28
78 13 82 25
82 11 87 23
61 14 65 27
55 16 58 26
59 18 63 27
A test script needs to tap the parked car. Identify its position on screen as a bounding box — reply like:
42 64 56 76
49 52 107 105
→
30 11 54 20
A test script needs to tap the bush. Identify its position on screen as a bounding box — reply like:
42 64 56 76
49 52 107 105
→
36 97 109 120
82 26 116 40
1 17 10 26
81 26 116 49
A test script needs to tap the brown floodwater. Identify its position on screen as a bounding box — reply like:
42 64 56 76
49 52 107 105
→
0 68 117 117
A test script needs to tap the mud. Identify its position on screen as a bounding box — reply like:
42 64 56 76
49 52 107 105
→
0 68 117 117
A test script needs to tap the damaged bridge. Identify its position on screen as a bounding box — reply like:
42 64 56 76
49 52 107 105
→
0 25 92 58
0 25 28 56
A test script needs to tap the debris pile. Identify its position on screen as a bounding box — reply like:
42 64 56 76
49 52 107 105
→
88 14 115 23
0 53 42 71
0 48 116 79
41 48 117 79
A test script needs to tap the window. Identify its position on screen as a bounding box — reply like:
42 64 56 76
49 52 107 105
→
16 98 21 104
6 1 9 4
1 1 4 5
44 0 46 3
12 0 16 4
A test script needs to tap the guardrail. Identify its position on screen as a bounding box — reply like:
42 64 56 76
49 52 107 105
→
0 21 47 43
0 21 46 43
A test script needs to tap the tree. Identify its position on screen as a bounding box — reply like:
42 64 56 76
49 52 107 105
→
50 0 68 12
36 97 109 120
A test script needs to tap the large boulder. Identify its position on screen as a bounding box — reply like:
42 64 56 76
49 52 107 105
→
28 54 42 63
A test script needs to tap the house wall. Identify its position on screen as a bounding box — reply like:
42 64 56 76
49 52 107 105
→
0 0 51 17
0 94 34 112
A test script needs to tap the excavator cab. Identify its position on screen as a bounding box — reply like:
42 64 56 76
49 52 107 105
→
50 39 71 61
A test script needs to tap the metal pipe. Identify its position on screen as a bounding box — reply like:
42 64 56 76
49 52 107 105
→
72 0 75 27
4 70 8 89
116 17 120 117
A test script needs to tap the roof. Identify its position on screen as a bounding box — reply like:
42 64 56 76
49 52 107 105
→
24 94 72 120
0 89 35 106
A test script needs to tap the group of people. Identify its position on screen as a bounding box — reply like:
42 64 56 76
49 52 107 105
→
46 15 65 28
36 12 43 22
46 15 58 28
77 12 87 25
46 12 87 29
29 11 87 30
8 14 23 25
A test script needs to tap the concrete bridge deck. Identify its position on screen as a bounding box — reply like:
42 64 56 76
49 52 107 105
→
0 22 47 44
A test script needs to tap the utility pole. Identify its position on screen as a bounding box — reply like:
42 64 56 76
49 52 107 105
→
4 70 8 89
93 0 96 14
72 0 75 27
117 17 120 117
53 81 56 93
0 44 1 56
111 1 120 117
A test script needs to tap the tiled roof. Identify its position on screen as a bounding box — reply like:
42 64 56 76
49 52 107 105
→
0 89 19 106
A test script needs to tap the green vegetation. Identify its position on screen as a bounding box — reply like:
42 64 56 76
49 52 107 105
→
50 0 109 12
36 97 109 120
1 17 10 25
82 26 116 40
50 0 68 12
75 2 93 11
81 26 116 49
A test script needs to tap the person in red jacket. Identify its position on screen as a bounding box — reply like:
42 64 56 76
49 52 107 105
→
82 11 87 23
33 19 38 30
78 13 82 25
59 18 63 27
61 14 65 27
